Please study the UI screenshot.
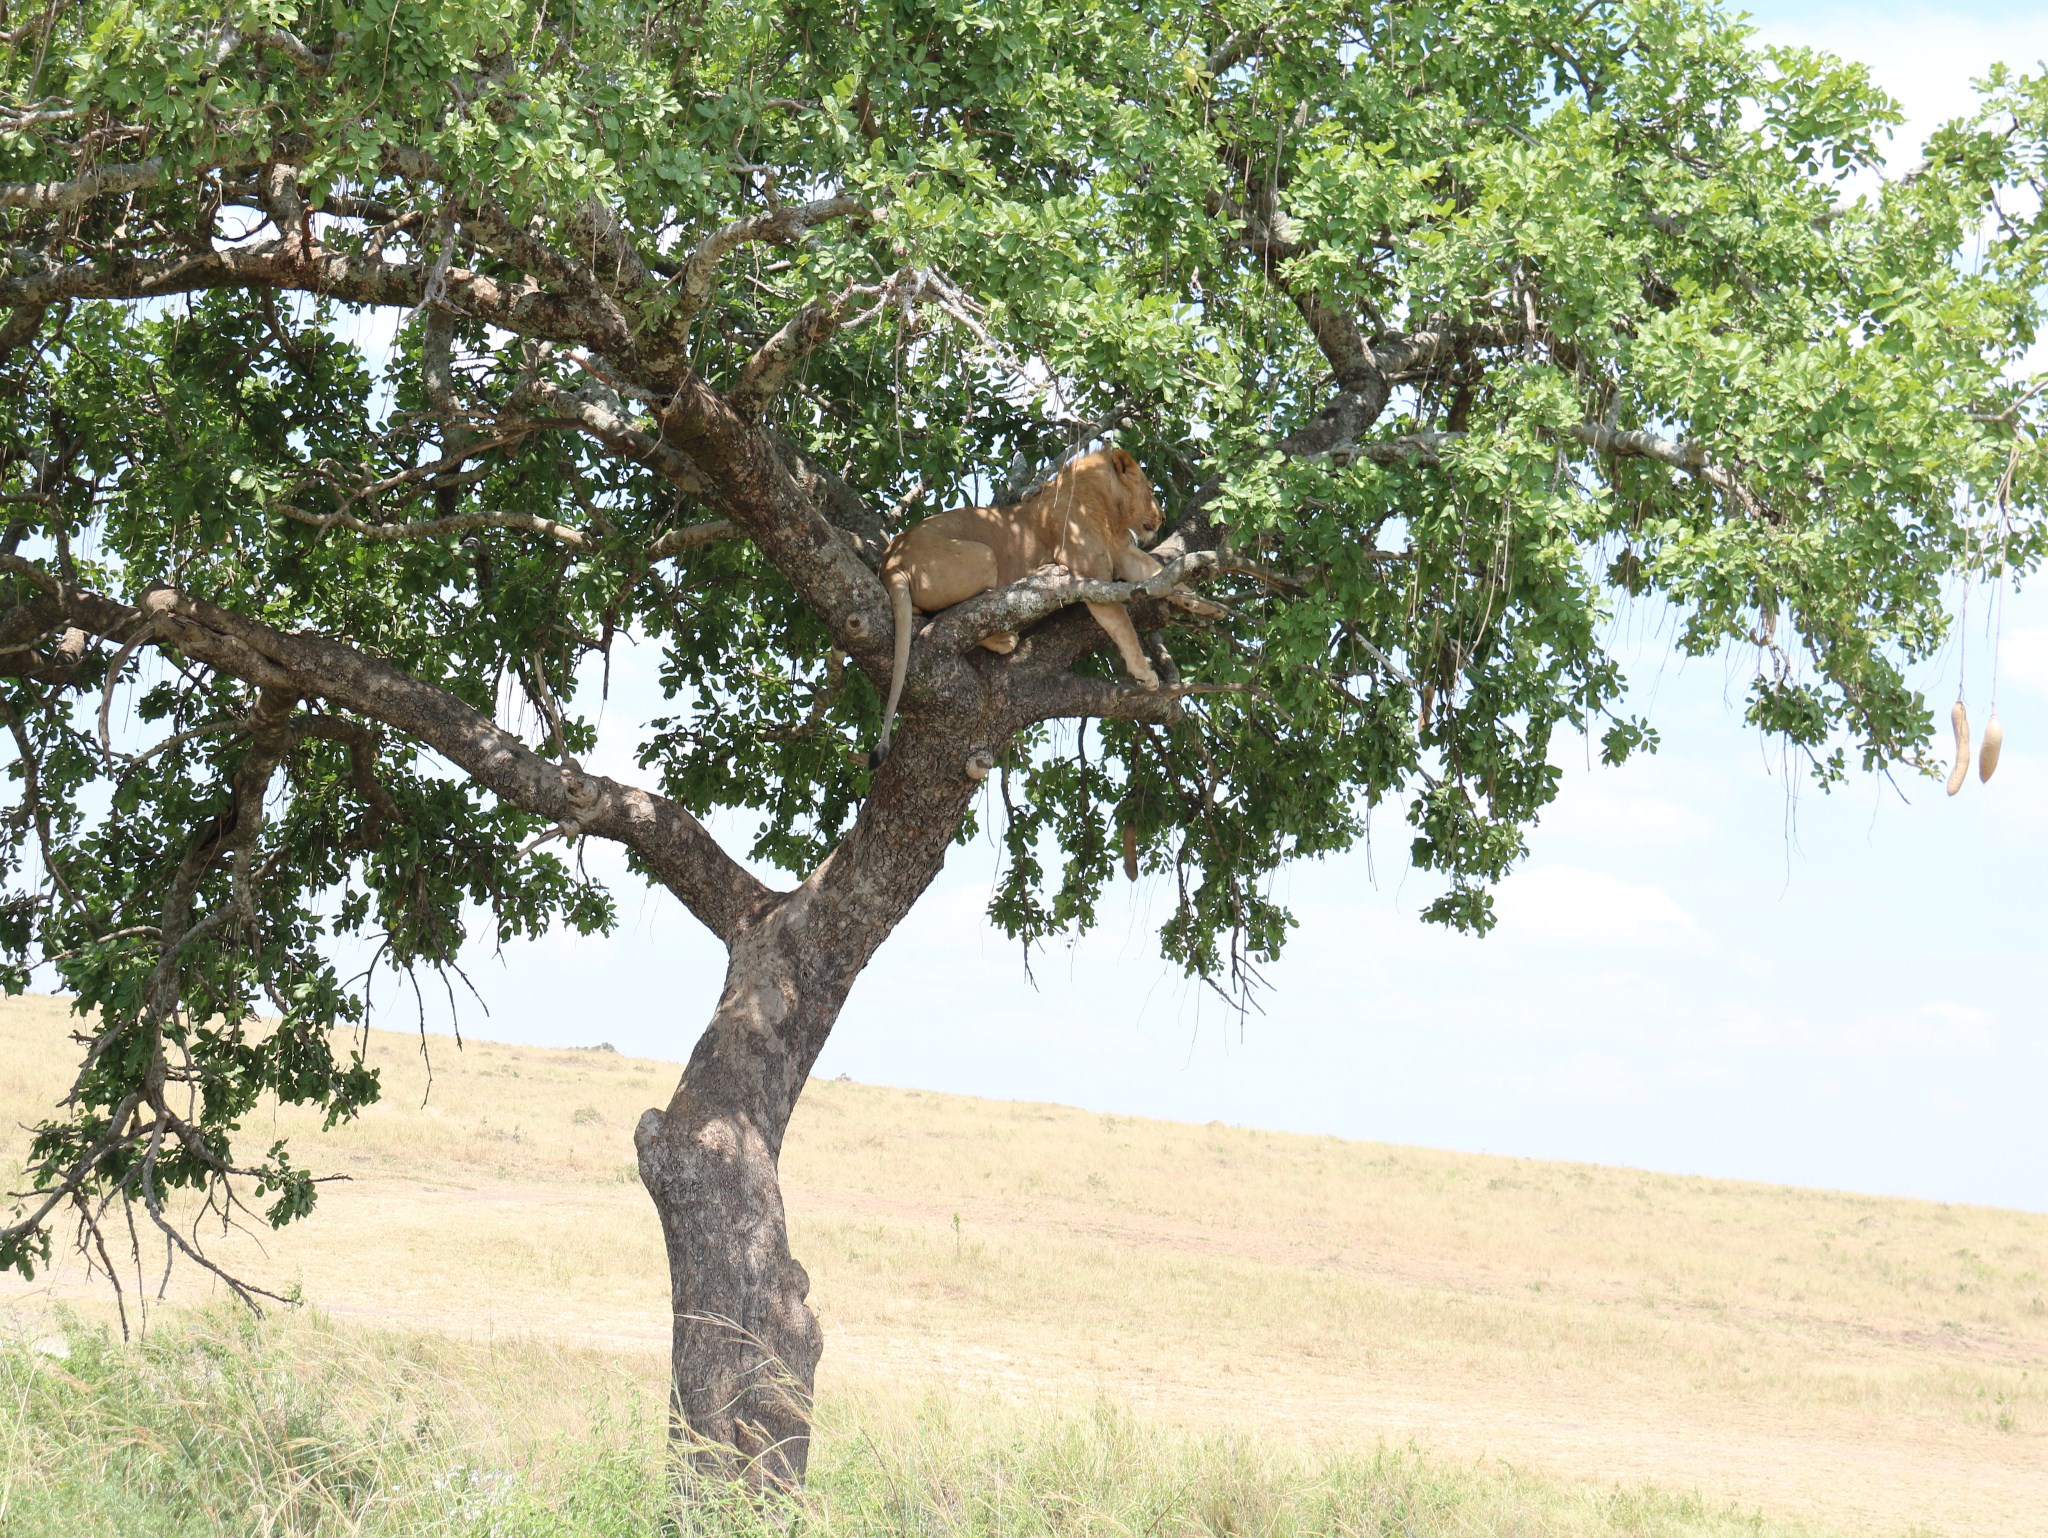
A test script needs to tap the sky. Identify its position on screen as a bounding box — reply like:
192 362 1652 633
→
356 1 2048 1213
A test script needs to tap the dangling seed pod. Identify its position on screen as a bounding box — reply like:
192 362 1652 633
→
1979 712 2003 783
1122 822 1139 882
1947 701 1971 797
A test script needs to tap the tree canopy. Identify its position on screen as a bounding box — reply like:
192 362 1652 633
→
2 0 2044 1321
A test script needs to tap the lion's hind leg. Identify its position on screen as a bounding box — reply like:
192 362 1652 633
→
904 539 1013 653
907 539 999 611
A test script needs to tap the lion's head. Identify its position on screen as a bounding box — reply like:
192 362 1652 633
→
1104 446 1163 540
1044 445 1160 542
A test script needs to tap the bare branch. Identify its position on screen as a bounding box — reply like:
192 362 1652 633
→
1207 26 1270 76
652 374 901 668
516 380 718 499
0 235 639 354
1572 422 1767 516
0 303 49 360
294 714 403 843
1021 671 1190 725
1303 430 1453 469
1373 322 1521 378
240 28 332 76
419 308 471 459
647 519 741 560
280 504 595 548
568 196 656 296
0 551 59 594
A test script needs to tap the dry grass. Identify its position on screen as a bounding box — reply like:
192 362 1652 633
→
2 991 2042 1535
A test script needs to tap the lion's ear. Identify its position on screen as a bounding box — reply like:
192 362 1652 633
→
1110 447 1136 475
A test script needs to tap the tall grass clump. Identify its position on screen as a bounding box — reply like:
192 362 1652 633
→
0 1308 665 1536
0 1311 1835 1537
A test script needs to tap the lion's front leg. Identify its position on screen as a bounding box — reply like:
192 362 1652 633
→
1114 544 1163 582
1085 600 1161 689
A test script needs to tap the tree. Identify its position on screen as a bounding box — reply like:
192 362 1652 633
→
2 0 2044 1490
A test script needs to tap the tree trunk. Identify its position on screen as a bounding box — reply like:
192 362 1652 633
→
634 898 850 1489
636 690 993 1488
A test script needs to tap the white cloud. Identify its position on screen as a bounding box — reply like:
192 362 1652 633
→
1537 1052 1647 1102
1671 1058 1738 1088
1537 787 1717 850
1492 866 1711 952
1859 1000 1996 1053
1680 1007 1817 1055
1998 627 2048 702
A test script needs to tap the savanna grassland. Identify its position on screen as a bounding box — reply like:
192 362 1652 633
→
1 991 2041 1536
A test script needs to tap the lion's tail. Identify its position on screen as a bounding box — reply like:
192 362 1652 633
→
870 572 915 769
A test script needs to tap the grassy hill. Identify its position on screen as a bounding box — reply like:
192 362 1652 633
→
1 991 2042 1535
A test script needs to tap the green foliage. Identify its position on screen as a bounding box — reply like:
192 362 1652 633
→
1 0 2045 1274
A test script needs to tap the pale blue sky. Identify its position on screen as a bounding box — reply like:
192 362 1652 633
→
376 2 2048 1212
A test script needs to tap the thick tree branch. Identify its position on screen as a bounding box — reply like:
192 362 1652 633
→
456 199 629 326
515 380 717 499
419 307 473 472
0 302 49 360
1571 422 1763 512
568 196 656 296
0 236 637 352
1 158 171 212
1206 26 1270 76
239 27 332 75
1017 670 1191 725
655 377 900 668
927 554 1225 655
1153 321 1528 561
278 503 584 548
280 501 738 561
2 570 774 942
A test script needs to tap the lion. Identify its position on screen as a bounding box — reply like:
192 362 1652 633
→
871 446 1165 765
